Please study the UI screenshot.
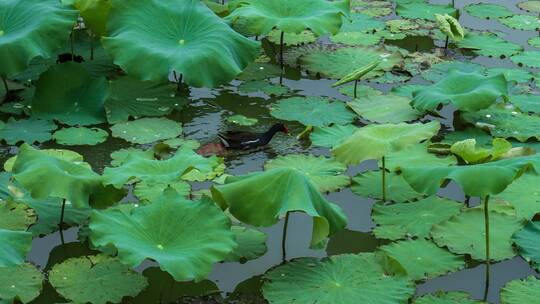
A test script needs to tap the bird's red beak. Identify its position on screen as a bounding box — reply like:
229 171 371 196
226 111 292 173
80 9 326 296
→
283 126 289 134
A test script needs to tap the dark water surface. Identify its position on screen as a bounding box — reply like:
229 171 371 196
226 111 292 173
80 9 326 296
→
2 0 540 303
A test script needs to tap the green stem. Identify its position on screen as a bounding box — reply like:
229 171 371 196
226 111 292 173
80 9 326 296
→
70 30 75 61
90 30 94 60
444 36 449 49
59 199 66 227
1 76 8 95
451 0 455 7
353 79 358 99
483 195 491 301
279 30 284 85
282 211 290 263
464 195 470 207
382 156 387 202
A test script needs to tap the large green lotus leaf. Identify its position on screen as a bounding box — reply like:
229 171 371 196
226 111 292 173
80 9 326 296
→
102 0 259 87
500 276 540 304
0 117 56 145
461 107 540 142
105 76 187 123
89 195 236 281
270 97 355 127
109 148 154 167
0 0 78 76
400 154 540 197
421 60 485 83
0 263 44 303
431 207 524 261
134 180 190 203
411 71 507 112
103 148 214 188
12 144 112 208
513 221 540 270
300 46 402 79
511 51 540 68
4 148 89 172
414 291 483 304
340 12 385 32
264 154 350 192
396 2 457 21
450 138 512 165
508 94 540 113
224 226 267 263
111 117 182 144
0 201 36 231
262 253 414 304
226 0 348 36
68 0 111 36
348 94 421 123
372 196 462 240
53 127 108 146
499 14 540 31
519 1 540 13
49 255 147 304
0 229 31 267
486 68 533 84
212 168 347 247
332 121 440 165
351 171 425 203
457 32 523 58
464 3 514 19
31 63 107 126
309 124 358 148
494 174 540 220
378 239 465 281
382 143 457 172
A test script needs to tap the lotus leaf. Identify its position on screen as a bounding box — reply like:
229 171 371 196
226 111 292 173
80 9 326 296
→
0 229 31 267
66 0 111 36
372 196 462 240
351 0 392 17
435 14 464 42
421 60 485 82
134 180 190 202
396 3 457 21
464 3 514 19
267 30 317 46
238 81 289 96
31 63 108 126
381 143 457 172
431 207 523 261
332 60 381 87
414 291 483 303
26 196 91 237
340 13 385 32
411 71 507 112
494 174 540 220
332 121 440 165
262 253 414 304
212 168 347 247
270 97 355 127
330 31 381 46
4 148 89 172
0 0 78 76
508 94 540 113
111 117 182 144
0 201 36 231
391 84 427 98
518 1 540 13
513 221 540 270
458 32 523 58
529 36 540 48
0 117 56 145
511 51 540 68
237 62 281 81
309 124 358 148
0 264 43 303
450 138 512 164
224 226 267 263
109 148 154 167
352 171 425 203
500 14 540 31
103 0 259 87
486 68 533 83
226 114 258 126
53 127 108 146
89 195 236 281
49 255 148 304
264 154 350 192
105 76 187 123
378 239 465 281
339 84 382 98
348 94 421 123
500 276 540 303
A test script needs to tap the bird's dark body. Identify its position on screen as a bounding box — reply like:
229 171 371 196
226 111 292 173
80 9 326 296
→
217 123 288 150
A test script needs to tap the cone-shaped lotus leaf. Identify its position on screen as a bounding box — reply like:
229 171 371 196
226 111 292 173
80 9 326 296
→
89 194 236 281
0 263 43 303
224 226 267 263
352 171 425 203
12 144 117 208
270 97 355 127
64 0 111 36
110 118 182 144
399 154 540 197
309 124 358 148
431 206 524 261
0 201 36 231
411 71 508 112
435 14 464 42
262 253 414 304
332 121 440 165
31 63 108 126
264 154 350 192
501 276 540 304
0 117 56 145
0 0 78 76
347 94 422 123
450 138 512 164
372 196 462 240
49 255 148 304
211 168 347 247
332 60 380 87
494 174 540 220
513 221 540 271
226 0 349 36
414 291 484 304
102 0 259 87
0 228 31 266
378 239 465 281
53 127 108 146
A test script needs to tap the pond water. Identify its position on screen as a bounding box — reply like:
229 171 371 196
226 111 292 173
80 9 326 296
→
2 0 540 303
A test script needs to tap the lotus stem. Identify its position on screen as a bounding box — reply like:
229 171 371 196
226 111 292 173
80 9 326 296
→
483 195 491 301
464 195 470 207
353 79 358 98
70 29 75 61
451 0 455 7
1 76 8 95
444 36 449 49
382 156 387 202
90 30 94 61
59 198 66 228
279 30 284 85
282 211 290 262
173 71 183 92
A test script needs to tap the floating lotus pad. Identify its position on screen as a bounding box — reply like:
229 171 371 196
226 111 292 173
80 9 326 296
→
4 148 89 172
414 291 484 303
500 276 540 303
0 228 32 266
309 124 358 148
339 84 382 98
348 94 421 123
109 148 154 167
486 68 533 83
212 168 347 247
111 118 182 144
267 29 317 46
351 0 392 17
262 253 414 304
458 32 523 58
396 2 457 21
270 97 355 127
352 171 425 203
421 61 485 82
264 154 350 193
372 196 462 241
134 180 190 202
340 13 385 32
518 1 540 13
0 0 78 76
53 127 108 146
49 255 148 304
330 31 381 46
511 51 540 68
513 221 540 270
382 143 457 172
499 14 540 31
464 3 514 19
0 117 56 145
0 201 36 231
0 263 44 303
508 94 540 113
103 0 259 87
226 114 258 126
494 174 540 220
224 226 267 263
